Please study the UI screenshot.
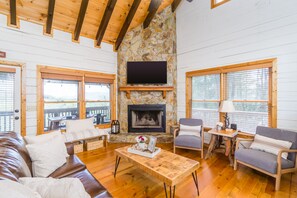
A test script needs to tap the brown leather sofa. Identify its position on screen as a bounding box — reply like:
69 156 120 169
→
0 132 112 198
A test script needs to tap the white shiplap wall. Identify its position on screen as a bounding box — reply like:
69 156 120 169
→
176 0 297 132
0 14 117 136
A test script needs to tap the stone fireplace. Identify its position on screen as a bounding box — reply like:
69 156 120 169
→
116 7 177 134
128 104 166 133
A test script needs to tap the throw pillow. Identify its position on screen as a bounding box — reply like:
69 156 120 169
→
26 138 67 177
250 134 293 159
179 124 201 137
24 131 69 158
19 177 91 198
0 179 41 198
66 118 95 133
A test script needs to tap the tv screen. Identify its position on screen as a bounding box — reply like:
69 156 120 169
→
127 61 167 84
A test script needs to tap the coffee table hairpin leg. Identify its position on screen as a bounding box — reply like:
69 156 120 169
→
114 156 121 178
192 170 199 196
163 183 176 198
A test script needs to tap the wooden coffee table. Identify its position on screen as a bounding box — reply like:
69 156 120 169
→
114 146 200 198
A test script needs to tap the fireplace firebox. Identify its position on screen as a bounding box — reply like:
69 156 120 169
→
128 104 166 133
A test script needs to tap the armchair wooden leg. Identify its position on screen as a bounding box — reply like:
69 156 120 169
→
234 159 237 170
173 146 176 153
275 175 281 191
201 149 204 159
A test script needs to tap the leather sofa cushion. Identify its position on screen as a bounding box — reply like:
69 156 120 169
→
0 147 32 180
49 155 86 178
65 169 112 198
0 132 32 172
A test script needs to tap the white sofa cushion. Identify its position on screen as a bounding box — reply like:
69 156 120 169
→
63 128 110 142
19 177 90 198
0 179 41 198
66 118 95 133
24 131 68 158
250 134 293 159
178 124 201 137
26 138 67 177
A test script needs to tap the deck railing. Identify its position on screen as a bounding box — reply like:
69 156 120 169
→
0 106 110 132
44 106 110 130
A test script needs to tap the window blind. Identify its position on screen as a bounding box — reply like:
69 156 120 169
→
0 72 15 131
226 68 269 133
192 74 220 127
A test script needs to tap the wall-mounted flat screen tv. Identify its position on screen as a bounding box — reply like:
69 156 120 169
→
127 61 167 84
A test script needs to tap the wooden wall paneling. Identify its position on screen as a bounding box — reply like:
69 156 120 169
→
0 60 26 136
95 0 117 47
171 0 182 12
44 0 56 35
114 0 142 50
143 0 162 29
0 0 174 45
73 0 89 41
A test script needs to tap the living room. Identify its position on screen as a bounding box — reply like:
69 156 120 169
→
0 0 296 197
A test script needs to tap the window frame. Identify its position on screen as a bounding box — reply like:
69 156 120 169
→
186 59 277 133
37 65 116 134
211 0 230 9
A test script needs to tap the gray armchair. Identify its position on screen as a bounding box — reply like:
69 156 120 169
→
234 126 297 190
173 118 204 158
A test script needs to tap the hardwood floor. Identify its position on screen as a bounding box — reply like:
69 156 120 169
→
77 143 297 198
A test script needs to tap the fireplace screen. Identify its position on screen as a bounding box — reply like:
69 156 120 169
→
132 110 162 128
128 104 166 133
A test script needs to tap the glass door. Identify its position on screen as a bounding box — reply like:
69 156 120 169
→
0 65 21 133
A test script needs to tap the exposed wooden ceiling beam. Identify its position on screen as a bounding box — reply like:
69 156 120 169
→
171 0 182 12
95 0 117 47
45 0 56 35
9 0 17 26
143 0 162 29
115 0 142 50
73 0 89 41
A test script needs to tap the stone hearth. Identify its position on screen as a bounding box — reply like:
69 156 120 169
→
109 133 173 143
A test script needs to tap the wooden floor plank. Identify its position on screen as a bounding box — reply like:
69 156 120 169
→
77 143 296 198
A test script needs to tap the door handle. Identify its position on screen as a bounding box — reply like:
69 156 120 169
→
15 116 19 120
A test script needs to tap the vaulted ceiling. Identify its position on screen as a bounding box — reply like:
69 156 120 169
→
0 0 184 50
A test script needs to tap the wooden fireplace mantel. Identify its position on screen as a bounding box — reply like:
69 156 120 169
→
119 86 174 99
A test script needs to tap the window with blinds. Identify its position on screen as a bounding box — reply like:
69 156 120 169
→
0 72 15 131
186 59 276 135
192 74 220 127
38 66 116 134
226 68 269 133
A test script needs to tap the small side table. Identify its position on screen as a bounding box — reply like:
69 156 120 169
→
205 128 237 166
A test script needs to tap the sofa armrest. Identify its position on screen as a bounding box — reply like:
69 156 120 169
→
277 149 297 169
65 142 74 155
235 138 254 150
173 128 180 139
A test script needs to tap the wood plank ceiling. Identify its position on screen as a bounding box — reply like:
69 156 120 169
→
0 0 183 50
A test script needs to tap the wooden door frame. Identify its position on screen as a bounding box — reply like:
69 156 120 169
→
0 60 26 136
